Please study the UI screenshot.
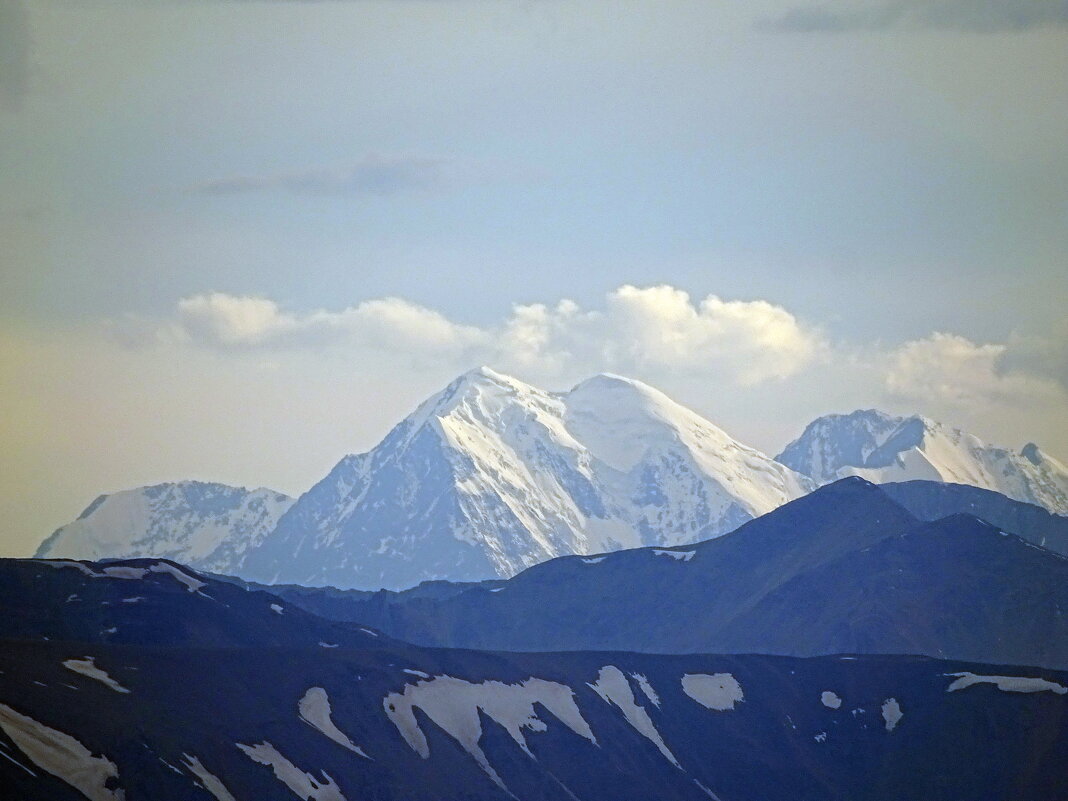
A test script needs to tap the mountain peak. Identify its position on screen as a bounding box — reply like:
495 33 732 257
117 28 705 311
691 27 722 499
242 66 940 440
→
442 366 533 400
241 370 811 588
34 482 294 573
399 367 548 436
570 372 657 392
458 364 514 385
779 410 1068 515
567 372 681 418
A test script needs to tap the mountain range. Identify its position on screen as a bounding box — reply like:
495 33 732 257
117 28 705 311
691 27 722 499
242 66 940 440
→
3 555 1066 801
35 482 293 574
776 408 1068 513
254 478 1068 670
33 369 1068 590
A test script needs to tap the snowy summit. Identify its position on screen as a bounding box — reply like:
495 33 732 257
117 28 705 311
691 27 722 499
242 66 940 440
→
240 368 812 589
35 482 294 575
776 409 1068 514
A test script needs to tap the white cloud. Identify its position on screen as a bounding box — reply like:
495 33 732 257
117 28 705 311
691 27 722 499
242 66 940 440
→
884 332 1064 408
602 285 826 385
177 294 294 347
145 285 827 387
170 292 488 358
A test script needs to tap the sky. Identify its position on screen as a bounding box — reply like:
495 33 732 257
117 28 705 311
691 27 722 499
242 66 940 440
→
1 0 1066 556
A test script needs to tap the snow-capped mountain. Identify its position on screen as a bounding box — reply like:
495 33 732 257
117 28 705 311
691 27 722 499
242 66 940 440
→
242 367 812 589
776 409 1068 514
34 481 294 574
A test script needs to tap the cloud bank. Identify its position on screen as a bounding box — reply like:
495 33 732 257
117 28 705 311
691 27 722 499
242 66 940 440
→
119 284 1068 415
99 284 1068 476
885 331 1066 409
124 284 827 387
762 0 1068 33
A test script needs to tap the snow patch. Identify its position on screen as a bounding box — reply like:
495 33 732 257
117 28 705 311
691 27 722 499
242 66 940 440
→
652 549 695 562
588 666 677 767
298 687 370 759
881 698 902 731
384 674 594 790
237 741 346 801
101 566 147 580
62 657 130 694
693 779 726 800
820 691 842 709
270 604 284 615
148 562 206 593
181 754 237 801
37 559 98 576
681 673 744 711
36 558 207 593
403 669 430 679
631 673 660 707
945 672 1068 695
0 703 123 800
581 557 606 565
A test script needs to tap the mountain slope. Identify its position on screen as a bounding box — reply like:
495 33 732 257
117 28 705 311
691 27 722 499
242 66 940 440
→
880 480 1068 557
282 479 1068 669
776 409 1068 514
2 557 1067 801
242 368 812 589
34 482 294 574
0 557 393 649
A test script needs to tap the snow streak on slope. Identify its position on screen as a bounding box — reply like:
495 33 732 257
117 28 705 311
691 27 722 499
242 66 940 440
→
0 703 123 801
777 410 1068 515
35 482 294 575
244 368 812 589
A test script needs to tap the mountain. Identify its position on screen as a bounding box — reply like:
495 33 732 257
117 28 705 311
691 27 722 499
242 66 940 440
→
34 482 294 575
275 479 1068 669
241 368 812 589
776 409 1068 514
880 480 1068 558
3 556 1067 801
2 557 392 649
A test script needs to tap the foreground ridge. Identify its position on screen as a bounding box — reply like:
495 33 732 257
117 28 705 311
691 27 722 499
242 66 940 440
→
1 555 1065 801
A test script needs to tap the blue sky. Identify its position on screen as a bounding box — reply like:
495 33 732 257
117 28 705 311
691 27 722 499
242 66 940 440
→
1 0 1066 554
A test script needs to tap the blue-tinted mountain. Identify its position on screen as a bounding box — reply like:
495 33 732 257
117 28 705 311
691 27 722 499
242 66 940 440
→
2 556 1066 801
880 479 1068 557
272 479 1068 669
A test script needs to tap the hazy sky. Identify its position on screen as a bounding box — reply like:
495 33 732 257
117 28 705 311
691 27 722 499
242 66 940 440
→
2 0 1066 556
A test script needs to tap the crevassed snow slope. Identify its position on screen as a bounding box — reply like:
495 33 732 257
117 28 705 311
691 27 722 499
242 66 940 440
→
35 482 294 574
242 367 812 589
776 409 1068 514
